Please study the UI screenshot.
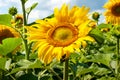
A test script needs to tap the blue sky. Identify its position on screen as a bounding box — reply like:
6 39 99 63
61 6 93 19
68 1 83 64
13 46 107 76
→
0 0 107 23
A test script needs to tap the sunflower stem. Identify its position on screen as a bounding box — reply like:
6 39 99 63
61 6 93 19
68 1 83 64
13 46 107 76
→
116 37 120 79
20 0 29 60
64 58 69 80
49 68 62 80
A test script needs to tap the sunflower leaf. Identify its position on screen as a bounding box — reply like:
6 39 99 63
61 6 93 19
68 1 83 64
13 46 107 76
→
89 28 104 44
26 2 38 14
86 53 112 67
0 38 22 56
97 23 112 29
43 14 54 19
0 14 12 26
0 58 7 70
7 59 43 75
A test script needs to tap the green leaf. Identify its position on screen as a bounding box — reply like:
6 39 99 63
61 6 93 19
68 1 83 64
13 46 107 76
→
5 59 12 70
99 45 116 54
31 3 38 10
76 66 96 76
26 3 38 14
98 76 116 80
0 14 12 26
44 14 54 19
89 28 104 44
97 23 112 29
7 59 43 75
94 68 111 76
17 59 33 67
69 53 80 64
86 53 112 67
17 59 43 68
0 58 7 70
0 38 22 56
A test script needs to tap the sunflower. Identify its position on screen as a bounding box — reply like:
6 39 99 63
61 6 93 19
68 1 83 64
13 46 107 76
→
27 4 94 64
11 14 23 28
0 25 19 43
103 0 120 25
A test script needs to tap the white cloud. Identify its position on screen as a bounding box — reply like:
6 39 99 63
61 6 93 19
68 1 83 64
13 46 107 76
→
8 0 20 3
25 0 71 23
45 0 71 10
28 9 52 22
0 1 7 7
0 0 106 23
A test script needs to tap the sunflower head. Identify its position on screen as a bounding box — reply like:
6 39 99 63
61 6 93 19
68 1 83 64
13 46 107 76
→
27 4 94 64
0 25 20 43
11 14 23 28
103 0 120 25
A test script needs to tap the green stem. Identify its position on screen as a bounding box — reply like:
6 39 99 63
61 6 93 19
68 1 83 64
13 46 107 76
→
10 74 16 80
64 58 69 80
49 68 62 80
21 0 27 25
20 0 29 60
116 37 120 78
38 69 47 80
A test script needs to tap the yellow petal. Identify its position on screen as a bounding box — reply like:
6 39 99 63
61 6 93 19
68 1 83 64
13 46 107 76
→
32 40 46 52
53 47 63 61
38 43 49 60
42 45 54 64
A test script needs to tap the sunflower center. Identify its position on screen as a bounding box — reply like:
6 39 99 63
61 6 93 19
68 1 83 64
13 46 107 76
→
47 23 78 47
53 27 73 41
112 4 120 16
0 29 14 43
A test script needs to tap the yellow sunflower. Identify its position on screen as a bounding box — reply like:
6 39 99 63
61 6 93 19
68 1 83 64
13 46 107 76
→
27 4 94 64
0 25 20 43
103 0 120 25
11 14 23 28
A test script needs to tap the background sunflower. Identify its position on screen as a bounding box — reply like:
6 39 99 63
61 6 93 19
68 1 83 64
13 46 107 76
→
104 0 120 25
0 25 19 43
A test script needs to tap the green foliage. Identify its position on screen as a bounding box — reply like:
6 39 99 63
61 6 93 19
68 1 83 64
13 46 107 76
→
7 59 42 75
0 38 22 56
97 23 112 29
0 14 12 26
26 3 38 14
89 28 104 44
86 53 112 67
43 14 54 19
0 58 7 70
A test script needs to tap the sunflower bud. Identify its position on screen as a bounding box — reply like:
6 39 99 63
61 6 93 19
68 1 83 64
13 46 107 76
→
15 14 23 27
92 12 100 21
11 14 23 28
8 6 18 16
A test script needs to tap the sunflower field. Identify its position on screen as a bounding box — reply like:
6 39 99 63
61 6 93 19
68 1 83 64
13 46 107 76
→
0 0 120 80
